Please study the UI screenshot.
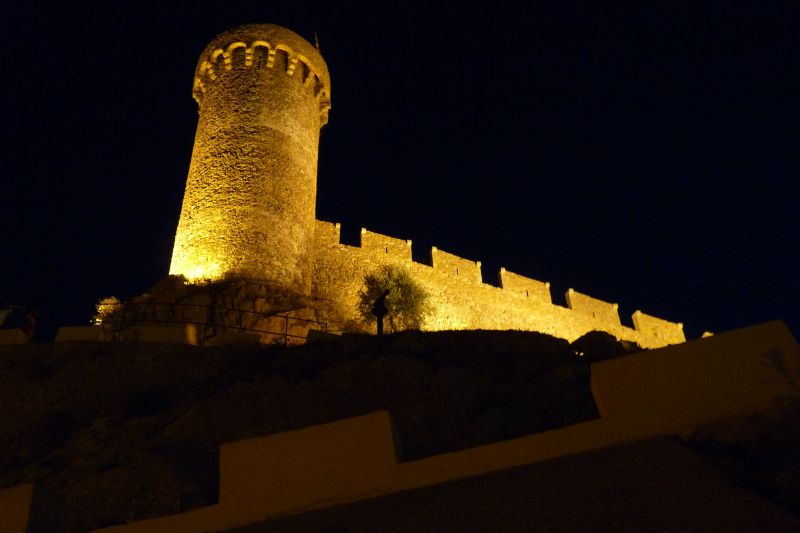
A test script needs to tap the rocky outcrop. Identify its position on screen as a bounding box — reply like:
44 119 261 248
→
98 276 340 345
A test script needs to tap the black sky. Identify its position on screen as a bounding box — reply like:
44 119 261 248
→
2 1 798 340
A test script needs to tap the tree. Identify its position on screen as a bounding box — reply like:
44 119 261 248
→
357 265 430 333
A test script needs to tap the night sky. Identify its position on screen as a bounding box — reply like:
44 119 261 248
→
3 2 798 341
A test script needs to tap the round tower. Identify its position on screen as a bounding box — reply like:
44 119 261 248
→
169 24 331 295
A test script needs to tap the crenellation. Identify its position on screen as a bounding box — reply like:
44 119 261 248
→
565 288 621 327
309 220 687 347
297 61 310 83
266 46 277 68
287 56 299 75
211 48 225 66
304 70 317 87
225 42 247 68
499 267 552 303
244 41 261 66
431 247 482 284
173 24 691 351
632 310 685 345
171 24 330 295
360 228 412 263
314 220 341 248
191 31 331 120
272 48 288 70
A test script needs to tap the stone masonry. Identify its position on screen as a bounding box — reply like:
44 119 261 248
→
169 24 686 348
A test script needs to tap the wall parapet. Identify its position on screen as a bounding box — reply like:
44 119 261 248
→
566 288 621 327
431 247 482 283
360 228 412 262
499 267 551 303
633 310 685 345
192 24 331 123
314 220 341 248
313 219 688 347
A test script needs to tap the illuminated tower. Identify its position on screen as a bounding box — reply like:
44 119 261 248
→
169 24 331 295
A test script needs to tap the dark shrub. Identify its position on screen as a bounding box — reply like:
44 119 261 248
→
571 331 638 363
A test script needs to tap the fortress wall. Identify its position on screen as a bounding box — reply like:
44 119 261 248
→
361 229 413 262
411 259 490 331
633 310 685 346
499 268 552 304
312 220 685 348
565 288 622 330
312 220 377 321
431 247 482 284
314 220 341 247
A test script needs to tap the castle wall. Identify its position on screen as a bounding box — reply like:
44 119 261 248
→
565 288 622 330
499 267 551 303
166 25 686 349
431 247 482 284
360 228 412 262
632 310 685 346
312 220 685 348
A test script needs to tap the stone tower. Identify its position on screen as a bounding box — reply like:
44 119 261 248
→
169 24 331 295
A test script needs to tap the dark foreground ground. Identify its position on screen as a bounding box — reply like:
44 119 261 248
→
1 330 798 531
230 438 799 533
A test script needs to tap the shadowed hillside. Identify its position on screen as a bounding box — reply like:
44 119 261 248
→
3 329 799 531
1 330 606 531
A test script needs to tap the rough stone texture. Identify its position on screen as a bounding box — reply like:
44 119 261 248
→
100 278 332 346
499 267 551 303
167 24 686 349
566 287 621 325
170 24 330 294
312 221 685 348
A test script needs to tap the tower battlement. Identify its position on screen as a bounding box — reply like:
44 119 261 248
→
170 24 330 293
192 24 331 123
312 220 686 347
169 24 690 349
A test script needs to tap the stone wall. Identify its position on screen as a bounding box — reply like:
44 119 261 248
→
166 24 684 349
312 220 685 348
169 24 330 294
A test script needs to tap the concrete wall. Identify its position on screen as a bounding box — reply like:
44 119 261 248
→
591 319 800 431
20 320 782 532
0 329 29 345
566 288 620 326
0 483 32 533
312 220 685 348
